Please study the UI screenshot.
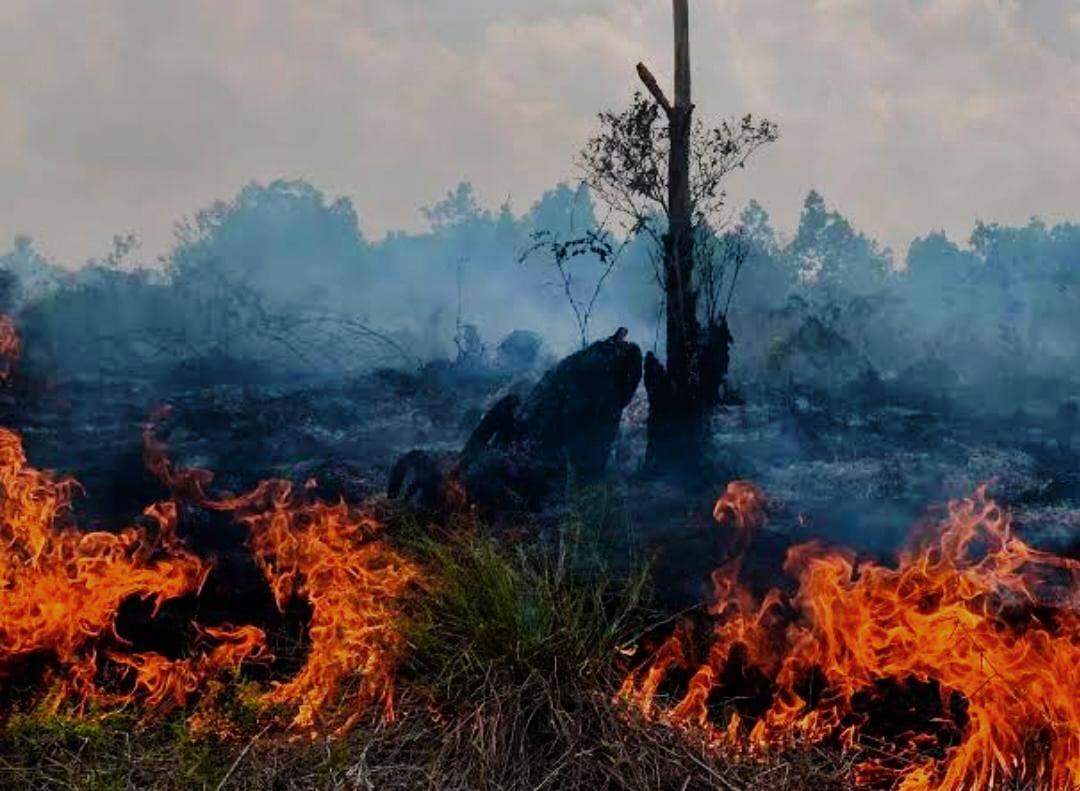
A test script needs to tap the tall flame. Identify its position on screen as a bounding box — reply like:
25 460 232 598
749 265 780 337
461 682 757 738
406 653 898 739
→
211 479 419 736
143 410 421 735
0 334 419 736
621 481 1080 790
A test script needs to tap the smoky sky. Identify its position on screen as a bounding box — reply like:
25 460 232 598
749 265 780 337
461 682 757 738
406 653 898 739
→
2 0 1078 265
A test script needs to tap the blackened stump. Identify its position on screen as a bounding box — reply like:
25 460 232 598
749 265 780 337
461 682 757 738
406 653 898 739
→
390 334 642 513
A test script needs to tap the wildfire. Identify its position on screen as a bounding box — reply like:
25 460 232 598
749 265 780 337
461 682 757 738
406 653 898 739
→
0 313 20 382
0 427 264 717
0 342 419 736
11 300 1080 785
620 481 1080 789
210 481 419 737
143 413 422 736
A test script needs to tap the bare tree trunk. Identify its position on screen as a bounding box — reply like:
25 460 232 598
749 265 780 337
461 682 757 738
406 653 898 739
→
640 0 711 472
666 0 695 408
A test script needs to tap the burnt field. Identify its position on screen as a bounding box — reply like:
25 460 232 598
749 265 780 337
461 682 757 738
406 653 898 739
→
10 362 1080 596
3 349 1080 790
3 12 1080 779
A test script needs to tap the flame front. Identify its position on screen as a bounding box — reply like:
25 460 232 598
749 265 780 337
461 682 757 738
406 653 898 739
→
621 481 1080 790
218 480 420 736
0 426 262 716
0 318 420 735
144 413 422 735
0 421 419 734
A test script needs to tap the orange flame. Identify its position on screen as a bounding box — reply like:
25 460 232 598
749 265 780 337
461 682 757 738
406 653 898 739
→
0 314 20 382
0 427 263 716
214 479 420 736
0 390 419 737
621 483 1080 790
143 412 421 735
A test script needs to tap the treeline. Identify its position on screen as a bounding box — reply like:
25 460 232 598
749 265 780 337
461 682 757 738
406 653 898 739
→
726 192 1080 409
1 180 645 383
2 178 1078 407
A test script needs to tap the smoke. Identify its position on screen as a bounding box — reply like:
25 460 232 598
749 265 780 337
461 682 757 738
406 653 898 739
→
3 179 658 382
1 175 1078 421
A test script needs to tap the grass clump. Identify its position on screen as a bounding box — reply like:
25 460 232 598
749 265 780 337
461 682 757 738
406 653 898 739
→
406 533 646 690
403 488 650 704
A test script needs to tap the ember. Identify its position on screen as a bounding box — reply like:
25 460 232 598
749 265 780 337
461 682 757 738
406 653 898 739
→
620 481 1080 790
0 314 19 382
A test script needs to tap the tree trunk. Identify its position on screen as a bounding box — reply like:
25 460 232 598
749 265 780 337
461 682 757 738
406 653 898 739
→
642 0 711 472
667 0 694 396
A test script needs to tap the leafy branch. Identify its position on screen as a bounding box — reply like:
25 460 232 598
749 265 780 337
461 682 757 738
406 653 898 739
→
519 226 625 349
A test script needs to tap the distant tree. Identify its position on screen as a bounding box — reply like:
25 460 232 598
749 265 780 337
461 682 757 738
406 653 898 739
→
526 182 597 238
0 236 61 305
170 179 367 313
966 219 1080 369
902 231 979 335
167 180 416 371
421 182 485 230
789 190 891 300
730 201 793 313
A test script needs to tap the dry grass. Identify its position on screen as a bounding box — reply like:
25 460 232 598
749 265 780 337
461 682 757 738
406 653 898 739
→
0 505 859 790
0 691 862 791
0 504 1051 790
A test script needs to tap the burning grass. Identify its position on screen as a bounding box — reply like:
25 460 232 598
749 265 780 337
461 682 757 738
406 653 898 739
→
0 422 844 790
0 407 422 738
620 481 1080 790
0 516 854 791
0 484 1064 790
3 314 1080 789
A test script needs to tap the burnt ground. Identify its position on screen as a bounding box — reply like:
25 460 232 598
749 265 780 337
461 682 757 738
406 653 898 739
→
3 365 1080 609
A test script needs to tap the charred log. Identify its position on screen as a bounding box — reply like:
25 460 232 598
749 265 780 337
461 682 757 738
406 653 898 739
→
517 332 642 480
389 334 642 513
461 393 521 460
387 449 444 510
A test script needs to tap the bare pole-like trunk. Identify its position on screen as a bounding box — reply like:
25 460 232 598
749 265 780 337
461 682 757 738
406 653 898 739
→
639 0 708 471
666 0 696 407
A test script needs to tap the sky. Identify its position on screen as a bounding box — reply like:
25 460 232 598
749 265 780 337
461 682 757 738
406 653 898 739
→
1 0 1078 266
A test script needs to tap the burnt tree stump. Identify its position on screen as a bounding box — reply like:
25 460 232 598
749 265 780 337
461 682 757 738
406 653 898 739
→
389 333 642 513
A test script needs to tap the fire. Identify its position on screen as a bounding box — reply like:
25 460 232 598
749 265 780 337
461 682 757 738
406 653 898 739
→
214 480 420 736
0 426 263 716
14 298 1080 783
0 313 20 382
0 366 418 736
143 413 422 736
621 482 1080 790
